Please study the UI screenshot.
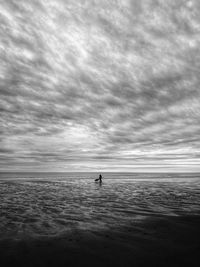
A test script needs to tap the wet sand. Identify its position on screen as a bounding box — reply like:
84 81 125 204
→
0 215 199 267
1 175 200 266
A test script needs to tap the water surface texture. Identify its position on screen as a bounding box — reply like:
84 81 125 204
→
0 173 200 240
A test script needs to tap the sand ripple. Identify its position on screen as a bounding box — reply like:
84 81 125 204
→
0 176 200 239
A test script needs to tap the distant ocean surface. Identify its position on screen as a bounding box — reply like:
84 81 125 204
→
0 172 200 240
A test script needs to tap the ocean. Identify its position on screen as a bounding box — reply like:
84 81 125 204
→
0 172 200 240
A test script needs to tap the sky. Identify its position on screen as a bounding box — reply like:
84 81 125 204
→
0 0 200 172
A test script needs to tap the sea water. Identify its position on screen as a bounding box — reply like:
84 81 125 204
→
0 172 200 239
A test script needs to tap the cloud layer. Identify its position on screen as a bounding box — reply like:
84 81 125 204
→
0 0 200 172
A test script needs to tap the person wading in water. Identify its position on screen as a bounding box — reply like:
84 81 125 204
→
99 174 102 183
95 174 103 183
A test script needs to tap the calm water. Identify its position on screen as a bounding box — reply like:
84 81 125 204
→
0 172 200 239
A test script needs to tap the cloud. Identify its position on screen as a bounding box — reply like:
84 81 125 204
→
0 0 200 172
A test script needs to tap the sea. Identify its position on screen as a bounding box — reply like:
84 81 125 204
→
0 172 200 240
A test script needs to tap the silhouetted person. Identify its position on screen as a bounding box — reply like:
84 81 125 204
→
99 174 102 183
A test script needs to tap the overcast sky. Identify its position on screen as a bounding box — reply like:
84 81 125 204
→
0 0 200 172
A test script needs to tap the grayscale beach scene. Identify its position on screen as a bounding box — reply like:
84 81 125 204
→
1 0 200 266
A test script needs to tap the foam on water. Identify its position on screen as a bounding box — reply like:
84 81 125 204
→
0 173 200 239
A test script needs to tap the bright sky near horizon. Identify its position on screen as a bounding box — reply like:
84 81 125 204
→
0 0 200 172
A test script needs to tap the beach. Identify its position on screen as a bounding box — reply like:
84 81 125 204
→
0 173 200 266
0 215 199 267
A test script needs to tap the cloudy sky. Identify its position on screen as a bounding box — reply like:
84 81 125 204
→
0 0 200 172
